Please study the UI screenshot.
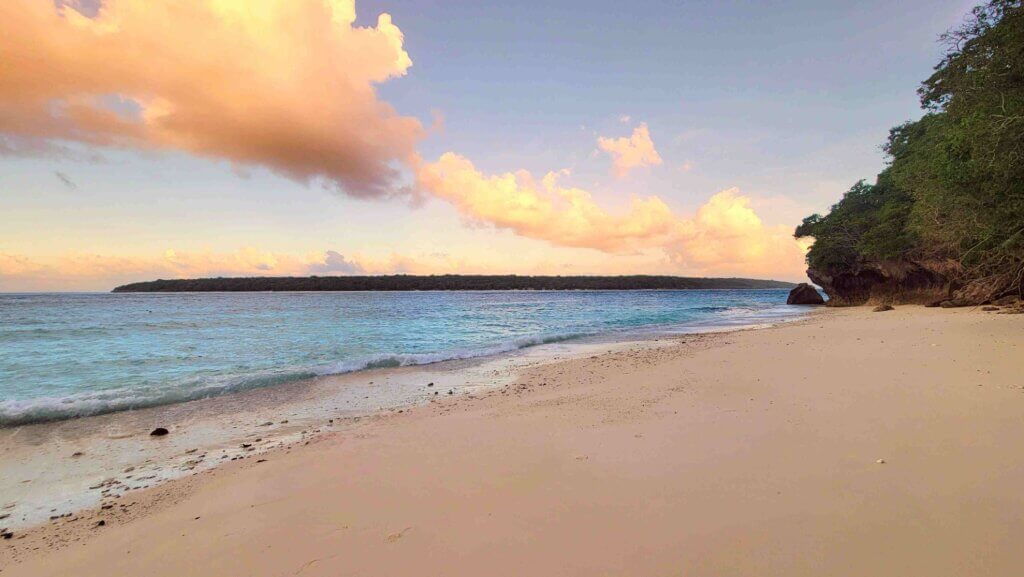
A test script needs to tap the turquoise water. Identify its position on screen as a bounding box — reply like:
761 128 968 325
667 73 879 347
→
0 290 807 426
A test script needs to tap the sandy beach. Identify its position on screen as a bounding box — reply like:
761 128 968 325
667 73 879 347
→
3 305 1023 576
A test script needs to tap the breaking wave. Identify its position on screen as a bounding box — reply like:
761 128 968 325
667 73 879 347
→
0 332 584 427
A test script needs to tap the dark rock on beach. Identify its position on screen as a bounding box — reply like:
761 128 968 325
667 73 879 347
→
150 427 169 436
873 304 894 312
786 283 825 305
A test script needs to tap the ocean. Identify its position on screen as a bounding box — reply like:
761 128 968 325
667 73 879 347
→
0 289 808 426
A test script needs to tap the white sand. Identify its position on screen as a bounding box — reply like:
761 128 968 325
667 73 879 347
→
3 306 1023 576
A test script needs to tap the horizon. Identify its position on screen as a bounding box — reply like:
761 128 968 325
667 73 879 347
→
0 0 976 291
1 272 801 294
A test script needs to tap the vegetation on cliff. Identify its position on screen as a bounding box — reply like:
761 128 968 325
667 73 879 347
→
112 275 795 293
796 0 1023 304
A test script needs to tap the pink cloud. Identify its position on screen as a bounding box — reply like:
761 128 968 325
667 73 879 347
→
0 248 441 291
416 153 809 277
0 0 423 198
597 123 663 177
0 1 810 285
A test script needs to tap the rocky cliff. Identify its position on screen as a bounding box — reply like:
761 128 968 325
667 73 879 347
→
806 260 951 306
807 259 1021 307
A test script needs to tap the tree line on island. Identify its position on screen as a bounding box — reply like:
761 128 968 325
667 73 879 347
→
796 0 1023 306
112 275 796 293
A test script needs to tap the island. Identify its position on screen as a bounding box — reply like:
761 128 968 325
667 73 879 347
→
112 275 796 292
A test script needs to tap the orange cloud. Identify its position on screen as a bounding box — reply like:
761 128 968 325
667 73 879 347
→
416 153 808 278
416 152 681 252
0 0 422 197
669 189 813 279
597 123 663 177
0 1 810 284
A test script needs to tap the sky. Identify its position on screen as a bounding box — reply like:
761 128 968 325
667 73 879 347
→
0 0 977 291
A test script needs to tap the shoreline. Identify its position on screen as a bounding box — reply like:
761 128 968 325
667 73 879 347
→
0 292 806 428
6 305 1022 575
0 314 811 533
0 324 761 563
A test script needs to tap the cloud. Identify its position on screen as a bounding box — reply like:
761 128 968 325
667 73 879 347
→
307 250 365 274
619 114 631 123
415 152 809 278
416 153 681 252
597 123 663 177
0 248 435 291
5 245 616 291
54 171 78 189
669 189 812 278
0 1 810 284
0 0 423 198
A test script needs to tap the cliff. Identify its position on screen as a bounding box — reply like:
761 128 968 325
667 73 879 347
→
807 259 1022 307
806 260 952 306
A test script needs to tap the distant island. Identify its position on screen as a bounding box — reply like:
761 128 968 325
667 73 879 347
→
112 275 796 292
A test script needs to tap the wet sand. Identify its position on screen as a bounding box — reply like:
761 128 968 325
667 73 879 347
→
0 335 674 531
3 306 1024 576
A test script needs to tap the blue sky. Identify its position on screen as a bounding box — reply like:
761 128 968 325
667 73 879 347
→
368 0 971 206
0 0 978 289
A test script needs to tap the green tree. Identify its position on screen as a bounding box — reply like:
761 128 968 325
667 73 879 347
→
797 0 1023 299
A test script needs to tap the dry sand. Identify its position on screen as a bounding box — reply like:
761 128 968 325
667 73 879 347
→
2 306 1023 576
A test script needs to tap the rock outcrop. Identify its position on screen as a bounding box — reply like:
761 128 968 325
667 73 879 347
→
806 258 1023 307
786 283 825 305
806 260 952 306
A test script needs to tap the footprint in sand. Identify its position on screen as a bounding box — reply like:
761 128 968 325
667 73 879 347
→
385 527 412 544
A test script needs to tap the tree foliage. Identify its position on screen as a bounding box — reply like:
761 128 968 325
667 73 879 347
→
797 0 1024 296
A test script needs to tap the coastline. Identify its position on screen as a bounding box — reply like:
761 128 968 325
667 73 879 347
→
5 305 1023 575
0 311 808 534
0 289 803 427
